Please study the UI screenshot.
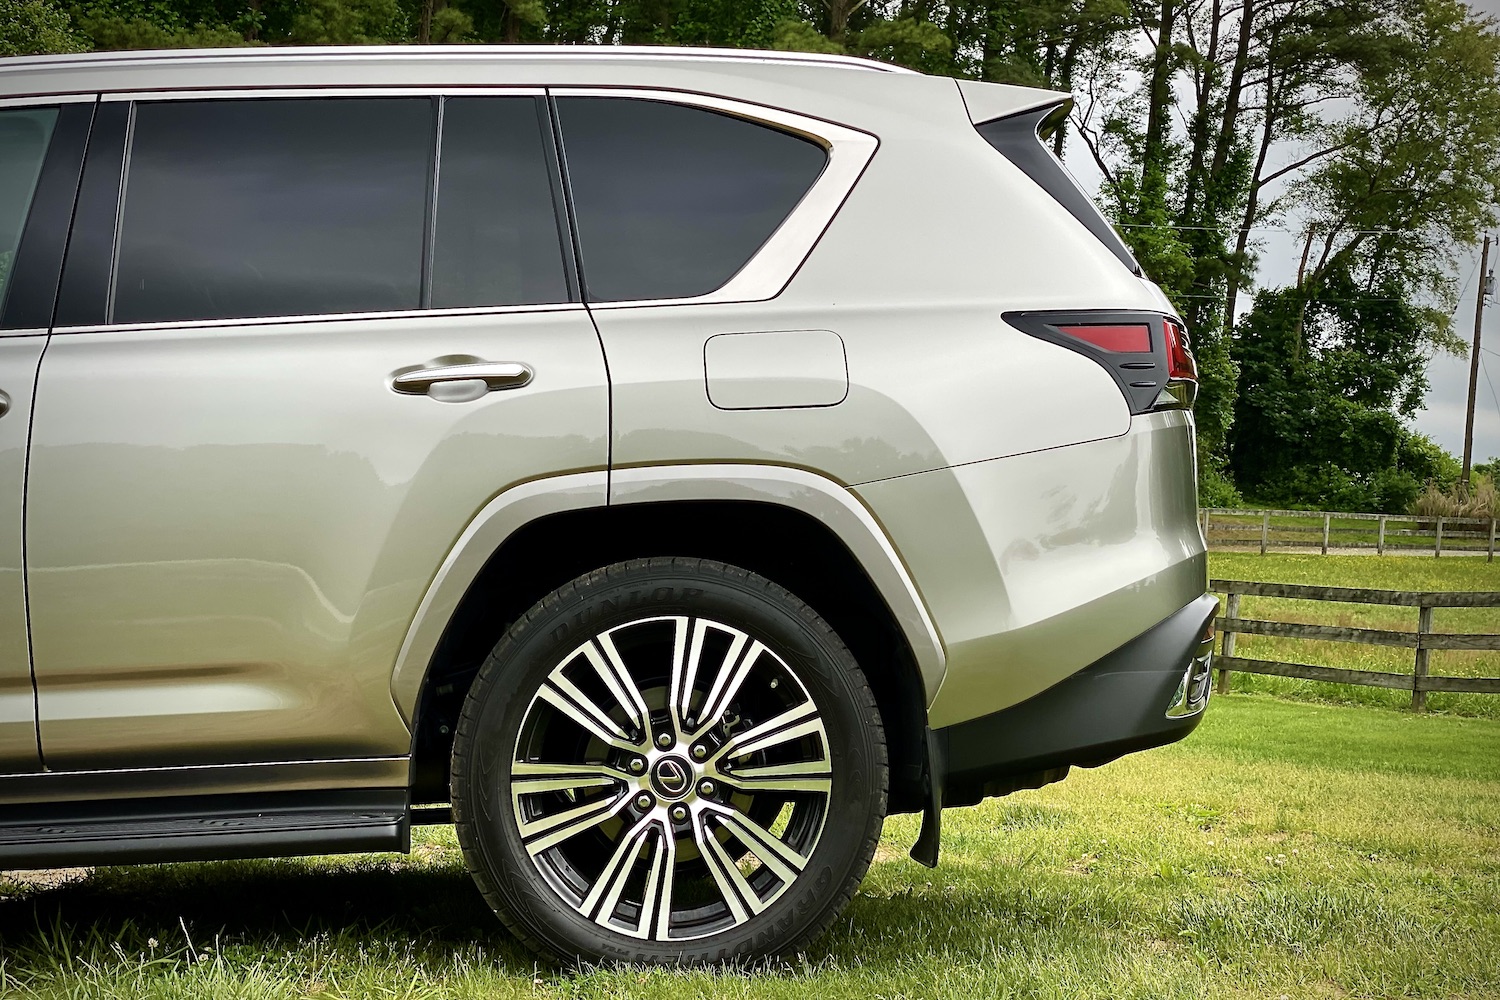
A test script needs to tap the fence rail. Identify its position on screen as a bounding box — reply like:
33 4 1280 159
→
1200 508 1498 558
1210 579 1500 710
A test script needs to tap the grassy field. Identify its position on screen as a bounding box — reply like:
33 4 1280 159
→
2 693 1497 999
1209 553 1500 718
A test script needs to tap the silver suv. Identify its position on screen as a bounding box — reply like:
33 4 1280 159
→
0 45 1214 964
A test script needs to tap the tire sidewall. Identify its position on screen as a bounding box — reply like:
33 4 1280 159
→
452 561 885 964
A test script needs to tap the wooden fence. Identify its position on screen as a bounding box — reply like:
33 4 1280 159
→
1211 579 1500 710
1201 508 1498 559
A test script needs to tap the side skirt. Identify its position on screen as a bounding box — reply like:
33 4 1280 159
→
0 789 409 869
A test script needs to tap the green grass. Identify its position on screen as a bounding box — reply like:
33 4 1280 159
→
1209 553 1500 718
3 695 1498 998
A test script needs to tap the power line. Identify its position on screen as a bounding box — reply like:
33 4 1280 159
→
1113 222 1438 236
1481 354 1500 426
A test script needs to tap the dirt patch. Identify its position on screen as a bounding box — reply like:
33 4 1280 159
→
1 868 91 892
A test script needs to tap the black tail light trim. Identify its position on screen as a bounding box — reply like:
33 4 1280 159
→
1004 309 1193 415
974 102 1143 277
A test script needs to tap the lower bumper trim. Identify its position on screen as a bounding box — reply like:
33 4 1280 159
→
936 592 1219 808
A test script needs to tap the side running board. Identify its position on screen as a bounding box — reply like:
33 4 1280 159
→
0 789 408 869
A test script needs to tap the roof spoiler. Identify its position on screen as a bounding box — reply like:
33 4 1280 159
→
954 81 1142 277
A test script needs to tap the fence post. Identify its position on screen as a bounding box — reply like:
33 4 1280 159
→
1321 513 1330 555
1217 592 1239 694
1413 604 1433 711
1490 519 1495 563
1260 511 1269 556
1378 516 1386 555
1435 516 1444 558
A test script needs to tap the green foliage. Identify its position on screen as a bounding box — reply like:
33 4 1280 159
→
0 0 88 54
853 17 951 73
1197 458 1242 507
74 11 250 47
1228 275 1456 512
771 16 843 54
289 0 406 43
428 5 473 42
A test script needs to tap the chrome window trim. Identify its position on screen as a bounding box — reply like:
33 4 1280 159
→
0 328 49 338
58 301 588 335
551 87 879 308
0 93 96 108
103 86 547 102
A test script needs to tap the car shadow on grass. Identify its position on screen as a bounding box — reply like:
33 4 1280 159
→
0 858 541 970
0 854 1121 982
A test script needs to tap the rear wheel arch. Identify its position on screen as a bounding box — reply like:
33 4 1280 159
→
401 472 939 815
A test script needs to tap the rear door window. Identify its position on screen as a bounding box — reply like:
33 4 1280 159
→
115 98 433 325
555 98 827 302
0 107 59 315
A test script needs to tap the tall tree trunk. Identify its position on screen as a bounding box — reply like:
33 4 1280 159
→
1139 0 1179 216
1225 26 1281 328
1180 0 1224 222
1208 0 1255 180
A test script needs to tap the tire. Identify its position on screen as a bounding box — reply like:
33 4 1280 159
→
450 557 888 965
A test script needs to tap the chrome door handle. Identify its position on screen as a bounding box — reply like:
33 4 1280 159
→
390 361 533 395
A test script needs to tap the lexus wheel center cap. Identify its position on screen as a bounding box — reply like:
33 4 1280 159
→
650 755 694 800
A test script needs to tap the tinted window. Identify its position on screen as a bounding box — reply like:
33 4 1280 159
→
432 98 569 308
0 107 59 315
115 99 433 324
556 98 827 302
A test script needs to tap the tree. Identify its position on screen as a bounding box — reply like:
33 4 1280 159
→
1229 269 1452 511
1 0 87 53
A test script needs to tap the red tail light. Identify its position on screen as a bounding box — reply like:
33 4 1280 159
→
1164 318 1197 382
1054 323 1152 354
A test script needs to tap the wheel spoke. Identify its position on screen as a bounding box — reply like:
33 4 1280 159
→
520 788 630 855
638 822 677 940
586 634 651 738
667 617 702 732
511 761 626 797
580 812 657 923
714 700 826 763
717 757 832 795
695 636 761 733
692 811 761 921
710 804 808 886
537 674 639 751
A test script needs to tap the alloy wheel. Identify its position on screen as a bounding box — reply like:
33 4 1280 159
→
509 614 833 942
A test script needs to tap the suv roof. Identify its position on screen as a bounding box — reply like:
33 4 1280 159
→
0 45 915 97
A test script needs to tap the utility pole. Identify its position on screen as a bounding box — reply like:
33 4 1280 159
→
1462 233 1493 492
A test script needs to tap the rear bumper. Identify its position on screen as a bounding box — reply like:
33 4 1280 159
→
935 592 1218 807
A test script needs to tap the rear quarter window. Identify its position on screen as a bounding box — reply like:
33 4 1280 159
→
555 98 828 302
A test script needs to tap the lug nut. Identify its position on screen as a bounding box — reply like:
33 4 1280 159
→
628 757 646 773
670 805 688 822
691 745 707 760
656 733 674 748
698 779 715 797
635 792 653 810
